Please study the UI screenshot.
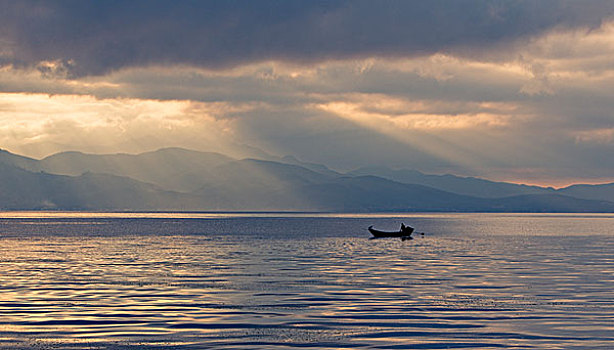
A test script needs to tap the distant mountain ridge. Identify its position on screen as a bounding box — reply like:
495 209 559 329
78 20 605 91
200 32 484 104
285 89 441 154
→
348 166 614 203
348 166 550 198
37 147 234 192
0 162 202 210
0 147 613 212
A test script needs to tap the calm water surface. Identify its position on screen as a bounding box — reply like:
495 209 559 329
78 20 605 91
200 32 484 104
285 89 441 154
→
0 213 612 349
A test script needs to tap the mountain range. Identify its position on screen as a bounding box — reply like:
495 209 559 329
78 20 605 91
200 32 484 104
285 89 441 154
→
1 147 613 212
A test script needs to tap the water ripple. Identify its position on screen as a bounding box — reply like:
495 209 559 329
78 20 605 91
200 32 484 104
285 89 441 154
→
1 214 613 349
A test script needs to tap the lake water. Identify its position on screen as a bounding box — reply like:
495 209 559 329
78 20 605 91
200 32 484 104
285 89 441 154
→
0 212 613 349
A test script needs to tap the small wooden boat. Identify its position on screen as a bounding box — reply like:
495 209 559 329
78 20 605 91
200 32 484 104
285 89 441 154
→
368 225 414 239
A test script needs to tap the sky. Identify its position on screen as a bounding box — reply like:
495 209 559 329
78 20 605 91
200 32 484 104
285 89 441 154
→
1 0 614 187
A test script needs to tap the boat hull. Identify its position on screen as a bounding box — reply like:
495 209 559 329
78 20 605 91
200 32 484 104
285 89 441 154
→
368 226 414 238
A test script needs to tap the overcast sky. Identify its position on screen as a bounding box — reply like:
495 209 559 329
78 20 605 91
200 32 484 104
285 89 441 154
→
1 0 614 186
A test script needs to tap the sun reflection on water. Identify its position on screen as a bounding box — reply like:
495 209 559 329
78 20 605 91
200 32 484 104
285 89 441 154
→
0 214 613 349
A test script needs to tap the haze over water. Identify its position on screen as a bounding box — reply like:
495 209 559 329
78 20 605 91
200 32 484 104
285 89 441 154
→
1 213 613 349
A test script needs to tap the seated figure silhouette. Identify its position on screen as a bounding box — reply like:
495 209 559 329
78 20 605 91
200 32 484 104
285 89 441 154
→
401 223 413 241
400 223 413 234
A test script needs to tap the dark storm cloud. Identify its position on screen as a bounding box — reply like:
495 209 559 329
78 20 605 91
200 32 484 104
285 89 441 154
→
1 0 613 76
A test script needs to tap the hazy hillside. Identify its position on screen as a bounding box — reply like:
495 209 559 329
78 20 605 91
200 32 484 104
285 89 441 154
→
279 155 342 177
557 183 614 202
295 175 489 212
0 149 40 172
349 166 614 204
0 162 203 210
39 147 234 192
195 159 337 210
349 166 550 198
1 148 613 212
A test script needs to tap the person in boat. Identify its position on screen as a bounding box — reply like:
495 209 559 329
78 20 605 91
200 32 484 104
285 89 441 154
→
400 223 413 235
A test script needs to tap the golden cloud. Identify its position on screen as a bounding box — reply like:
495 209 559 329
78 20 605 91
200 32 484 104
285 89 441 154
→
0 93 239 158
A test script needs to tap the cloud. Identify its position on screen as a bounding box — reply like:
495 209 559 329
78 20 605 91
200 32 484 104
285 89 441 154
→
1 4 614 186
575 128 614 145
1 1 613 76
0 93 240 158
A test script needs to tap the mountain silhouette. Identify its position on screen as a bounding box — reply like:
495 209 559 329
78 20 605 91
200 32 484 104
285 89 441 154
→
0 148 612 212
